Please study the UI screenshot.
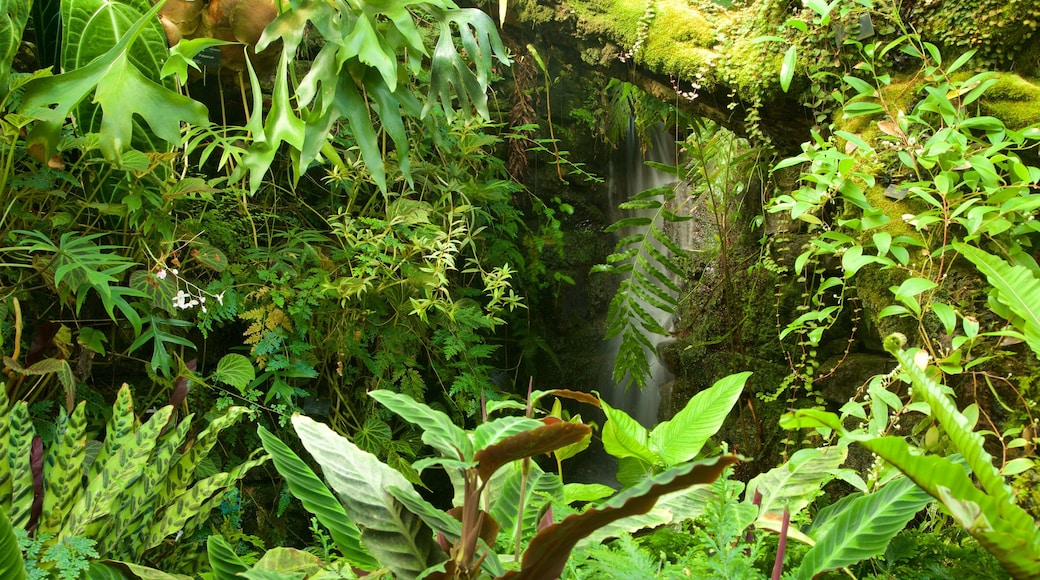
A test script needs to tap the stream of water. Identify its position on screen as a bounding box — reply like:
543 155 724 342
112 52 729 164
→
599 123 679 429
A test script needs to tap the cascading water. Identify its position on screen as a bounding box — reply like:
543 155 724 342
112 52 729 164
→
599 123 679 428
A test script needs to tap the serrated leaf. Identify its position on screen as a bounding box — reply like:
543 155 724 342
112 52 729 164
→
212 354 256 391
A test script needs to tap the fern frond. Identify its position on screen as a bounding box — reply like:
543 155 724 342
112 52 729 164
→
599 185 688 390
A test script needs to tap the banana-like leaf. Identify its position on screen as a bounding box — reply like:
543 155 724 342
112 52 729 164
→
369 390 472 460
258 424 378 570
501 455 738 579
794 476 932 579
7 402 35 529
40 401 87 535
0 509 25 580
861 436 1040 579
600 400 656 466
746 446 847 523
954 243 1040 356
650 372 750 465
20 0 207 161
0 0 30 98
293 414 445 580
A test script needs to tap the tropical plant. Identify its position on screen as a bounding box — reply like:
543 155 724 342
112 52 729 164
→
0 383 268 563
782 333 1040 579
255 389 737 579
600 371 750 486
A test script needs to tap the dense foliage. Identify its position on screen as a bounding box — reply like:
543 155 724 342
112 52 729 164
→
0 0 1036 578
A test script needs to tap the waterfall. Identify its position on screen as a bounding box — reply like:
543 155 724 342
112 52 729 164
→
600 123 679 429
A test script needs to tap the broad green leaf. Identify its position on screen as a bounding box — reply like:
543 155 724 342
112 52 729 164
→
884 336 1009 502
746 446 847 522
650 372 750 466
21 0 207 160
0 0 31 98
212 354 256 391
600 400 655 465
370 390 472 460
796 476 932 579
207 535 249 580
954 243 1040 357
258 425 378 570
862 436 1040 578
0 503 24 579
292 415 444 579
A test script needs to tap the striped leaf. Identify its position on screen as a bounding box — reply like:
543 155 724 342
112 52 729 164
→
7 402 35 529
63 406 173 539
160 406 251 506
746 446 847 522
0 388 12 512
293 415 444 580
98 415 193 558
258 425 378 571
89 384 136 480
40 401 87 535
795 476 932 579
135 453 268 556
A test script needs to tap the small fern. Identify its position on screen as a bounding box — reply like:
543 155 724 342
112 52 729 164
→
593 167 689 390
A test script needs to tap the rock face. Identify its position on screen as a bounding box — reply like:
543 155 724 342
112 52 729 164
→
508 0 1040 149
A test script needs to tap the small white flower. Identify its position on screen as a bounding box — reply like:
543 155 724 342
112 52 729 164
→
170 268 179 276
156 269 168 280
216 292 225 306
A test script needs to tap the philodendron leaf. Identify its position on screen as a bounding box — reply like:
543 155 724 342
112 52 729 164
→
292 414 445 580
746 446 847 522
795 476 932 579
258 425 378 571
650 371 750 465
0 0 31 99
20 0 207 160
369 390 472 460
501 455 738 580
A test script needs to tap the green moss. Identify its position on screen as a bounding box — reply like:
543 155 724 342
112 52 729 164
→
979 74 1040 128
909 0 1040 73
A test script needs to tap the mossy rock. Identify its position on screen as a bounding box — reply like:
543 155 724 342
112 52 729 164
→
980 73 1040 128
